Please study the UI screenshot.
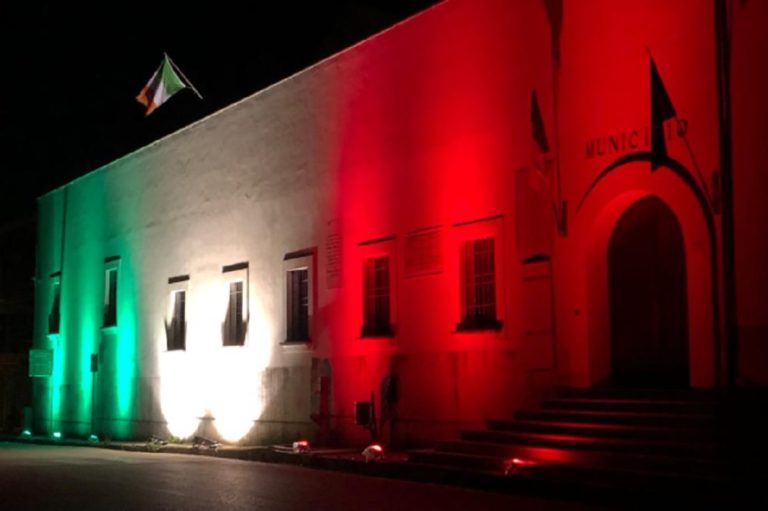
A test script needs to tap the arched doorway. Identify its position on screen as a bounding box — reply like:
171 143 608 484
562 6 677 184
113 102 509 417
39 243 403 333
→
608 196 689 387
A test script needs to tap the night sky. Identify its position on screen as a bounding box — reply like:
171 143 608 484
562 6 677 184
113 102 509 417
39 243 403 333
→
0 1 439 223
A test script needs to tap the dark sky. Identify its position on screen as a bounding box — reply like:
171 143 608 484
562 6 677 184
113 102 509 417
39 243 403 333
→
0 1 439 223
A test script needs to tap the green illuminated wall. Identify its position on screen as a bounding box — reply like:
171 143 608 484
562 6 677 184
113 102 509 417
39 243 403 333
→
34 166 143 440
32 191 65 435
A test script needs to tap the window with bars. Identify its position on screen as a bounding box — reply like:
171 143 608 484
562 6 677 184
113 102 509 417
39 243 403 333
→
223 281 245 346
167 290 186 351
104 268 118 327
286 268 309 342
48 280 61 334
361 256 393 337
458 237 501 331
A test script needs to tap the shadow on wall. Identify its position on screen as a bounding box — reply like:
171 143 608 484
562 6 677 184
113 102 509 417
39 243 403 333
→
233 365 315 446
0 357 31 433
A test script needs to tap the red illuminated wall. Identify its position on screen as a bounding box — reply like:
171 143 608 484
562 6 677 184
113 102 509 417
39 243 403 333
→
315 0 555 444
304 0 767 445
731 0 768 385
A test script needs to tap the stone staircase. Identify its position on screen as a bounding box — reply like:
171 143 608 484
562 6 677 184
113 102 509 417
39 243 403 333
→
408 387 768 505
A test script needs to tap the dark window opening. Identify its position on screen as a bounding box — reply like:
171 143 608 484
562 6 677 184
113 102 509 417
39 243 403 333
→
286 269 309 342
48 281 61 334
166 290 186 351
104 268 117 327
361 256 392 337
458 237 502 331
223 281 245 346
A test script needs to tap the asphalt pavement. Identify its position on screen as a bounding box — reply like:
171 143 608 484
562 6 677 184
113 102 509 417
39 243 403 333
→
0 442 607 511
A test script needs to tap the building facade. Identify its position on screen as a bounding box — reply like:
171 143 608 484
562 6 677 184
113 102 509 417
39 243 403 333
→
32 0 768 444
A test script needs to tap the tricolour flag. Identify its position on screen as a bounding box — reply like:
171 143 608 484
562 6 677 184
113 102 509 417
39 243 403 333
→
531 91 550 154
650 57 676 170
528 89 566 235
528 90 552 194
136 54 200 116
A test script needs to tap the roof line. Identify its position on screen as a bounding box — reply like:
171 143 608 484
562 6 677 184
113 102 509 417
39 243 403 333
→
39 1 446 200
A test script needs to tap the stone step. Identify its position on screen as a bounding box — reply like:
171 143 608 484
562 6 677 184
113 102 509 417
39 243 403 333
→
515 408 714 428
487 418 718 442
435 440 727 478
540 397 718 414
556 386 717 402
407 446 740 497
408 449 504 473
405 388 768 504
461 428 719 458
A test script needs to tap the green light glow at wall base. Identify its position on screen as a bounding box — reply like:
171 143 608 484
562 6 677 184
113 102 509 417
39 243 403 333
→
42 179 141 441
114 255 139 436
48 335 65 438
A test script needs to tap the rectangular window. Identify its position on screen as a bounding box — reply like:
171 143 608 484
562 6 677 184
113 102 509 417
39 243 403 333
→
167 290 186 351
283 249 315 345
223 281 245 346
458 237 501 331
286 268 309 342
104 268 118 327
48 281 61 334
362 256 392 337
405 227 442 277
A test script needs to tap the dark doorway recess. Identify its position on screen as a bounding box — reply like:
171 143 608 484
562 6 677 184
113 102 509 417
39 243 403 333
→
608 196 689 387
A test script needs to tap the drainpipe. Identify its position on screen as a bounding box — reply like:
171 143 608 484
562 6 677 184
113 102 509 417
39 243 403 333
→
714 0 737 387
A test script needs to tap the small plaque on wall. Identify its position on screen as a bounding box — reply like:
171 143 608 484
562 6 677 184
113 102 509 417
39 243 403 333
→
326 219 342 289
405 227 442 277
516 167 555 261
29 349 53 378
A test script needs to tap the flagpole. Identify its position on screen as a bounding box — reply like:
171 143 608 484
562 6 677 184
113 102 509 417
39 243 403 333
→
679 130 713 206
165 53 204 100
714 0 737 387
646 48 713 208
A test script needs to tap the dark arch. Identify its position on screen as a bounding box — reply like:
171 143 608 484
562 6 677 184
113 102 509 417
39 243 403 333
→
576 150 722 384
577 151 711 218
609 196 689 387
